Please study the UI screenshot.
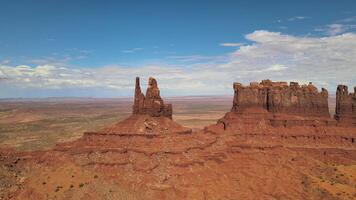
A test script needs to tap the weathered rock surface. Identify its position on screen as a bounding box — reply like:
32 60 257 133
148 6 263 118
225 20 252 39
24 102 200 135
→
2 78 356 200
97 114 192 136
87 77 191 136
232 80 330 117
133 77 172 119
335 84 356 126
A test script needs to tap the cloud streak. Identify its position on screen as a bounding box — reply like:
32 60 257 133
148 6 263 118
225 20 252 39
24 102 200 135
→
122 48 144 53
315 23 356 36
288 16 307 21
220 43 245 47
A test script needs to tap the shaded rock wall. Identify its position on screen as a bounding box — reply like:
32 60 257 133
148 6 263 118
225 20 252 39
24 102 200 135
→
231 80 330 117
133 77 172 119
335 85 356 126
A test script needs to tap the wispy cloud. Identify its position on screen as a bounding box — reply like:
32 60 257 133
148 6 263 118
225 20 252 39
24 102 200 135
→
315 23 356 36
288 16 307 21
1 60 10 65
220 42 244 47
276 16 307 23
2 30 356 97
336 16 356 23
166 55 227 63
314 16 356 36
122 48 143 53
27 48 91 66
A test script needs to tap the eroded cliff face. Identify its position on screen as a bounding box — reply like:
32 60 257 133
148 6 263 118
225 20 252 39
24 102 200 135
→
133 77 172 119
335 85 356 126
231 80 330 118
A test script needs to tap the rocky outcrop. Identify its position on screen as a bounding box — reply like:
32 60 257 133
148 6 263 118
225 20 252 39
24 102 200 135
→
133 77 172 119
335 85 356 126
231 80 330 118
81 77 190 136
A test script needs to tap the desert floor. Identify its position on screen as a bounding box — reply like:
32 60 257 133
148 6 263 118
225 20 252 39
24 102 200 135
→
0 96 232 151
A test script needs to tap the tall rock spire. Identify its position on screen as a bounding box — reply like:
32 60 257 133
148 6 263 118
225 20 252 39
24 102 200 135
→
132 77 172 119
133 77 145 114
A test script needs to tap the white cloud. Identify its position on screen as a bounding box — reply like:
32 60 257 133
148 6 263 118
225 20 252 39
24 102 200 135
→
166 55 226 63
220 43 245 47
1 30 356 97
266 64 287 71
122 48 143 53
221 30 356 88
328 24 348 36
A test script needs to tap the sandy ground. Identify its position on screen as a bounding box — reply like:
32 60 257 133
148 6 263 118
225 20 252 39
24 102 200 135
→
0 97 232 151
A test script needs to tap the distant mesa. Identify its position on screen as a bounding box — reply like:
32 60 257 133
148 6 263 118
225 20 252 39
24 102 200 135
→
335 85 356 126
231 79 330 118
133 77 172 119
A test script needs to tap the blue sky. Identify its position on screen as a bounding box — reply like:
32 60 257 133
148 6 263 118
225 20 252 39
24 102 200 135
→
1 0 356 97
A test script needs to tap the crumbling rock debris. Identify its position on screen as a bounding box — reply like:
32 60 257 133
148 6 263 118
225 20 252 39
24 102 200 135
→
133 77 172 119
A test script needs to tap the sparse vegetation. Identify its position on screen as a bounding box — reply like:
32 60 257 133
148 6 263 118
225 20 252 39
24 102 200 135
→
55 186 62 192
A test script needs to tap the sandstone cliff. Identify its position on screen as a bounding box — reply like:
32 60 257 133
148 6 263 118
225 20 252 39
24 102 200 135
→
133 77 172 119
335 84 356 126
231 80 330 118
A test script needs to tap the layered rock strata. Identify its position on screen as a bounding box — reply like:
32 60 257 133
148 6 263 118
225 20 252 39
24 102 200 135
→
335 85 356 126
224 80 335 128
232 80 330 117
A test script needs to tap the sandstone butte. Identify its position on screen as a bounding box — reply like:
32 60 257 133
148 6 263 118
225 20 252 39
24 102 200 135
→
1 77 356 200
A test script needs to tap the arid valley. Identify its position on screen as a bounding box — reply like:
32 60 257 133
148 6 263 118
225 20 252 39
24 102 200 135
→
1 77 356 200
0 96 232 151
1 1 356 199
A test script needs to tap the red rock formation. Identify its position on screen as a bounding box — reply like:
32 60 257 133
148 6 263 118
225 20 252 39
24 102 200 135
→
232 80 330 118
132 77 145 114
133 77 172 119
97 77 188 136
3 78 356 200
335 85 356 126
